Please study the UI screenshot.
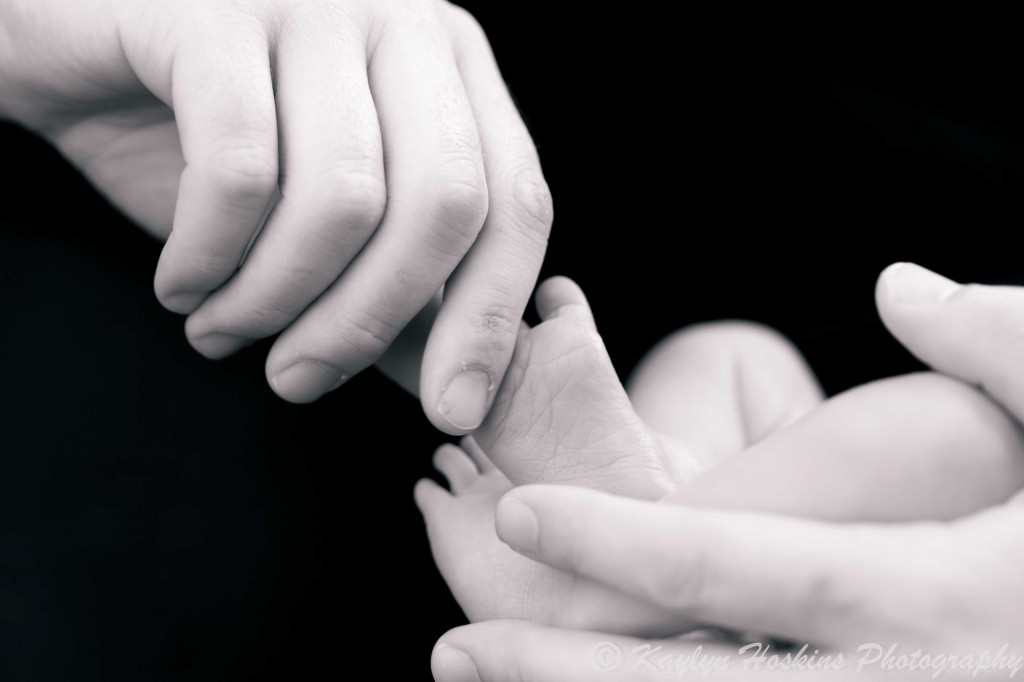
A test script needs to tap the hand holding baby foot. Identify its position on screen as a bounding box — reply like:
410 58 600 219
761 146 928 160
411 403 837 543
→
0 0 551 418
417 439 576 625
419 374 1024 636
417 276 834 633
433 489 1024 682
417 437 684 632
417 274 1024 640
427 264 1024 681
467 277 683 499
460 277 824 499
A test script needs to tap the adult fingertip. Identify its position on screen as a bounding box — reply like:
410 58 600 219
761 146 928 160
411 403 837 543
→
435 367 495 433
158 290 207 315
877 262 960 308
154 263 207 314
431 642 482 682
188 331 252 360
268 359 348 403
494 494 539 556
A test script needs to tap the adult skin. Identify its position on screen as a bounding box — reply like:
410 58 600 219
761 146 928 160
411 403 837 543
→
0 0 552 432
430 263 1024 681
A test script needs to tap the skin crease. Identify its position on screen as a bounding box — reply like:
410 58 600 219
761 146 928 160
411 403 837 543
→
0 0 553 431
425 264 1024 682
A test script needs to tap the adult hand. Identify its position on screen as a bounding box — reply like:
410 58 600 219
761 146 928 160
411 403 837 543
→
428 263 1024 680
1 0 551 431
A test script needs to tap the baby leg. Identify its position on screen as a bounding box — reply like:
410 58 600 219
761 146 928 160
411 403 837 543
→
669 371 1024 520
627 320 825 470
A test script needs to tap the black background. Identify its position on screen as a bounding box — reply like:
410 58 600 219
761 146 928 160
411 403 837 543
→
2 7 1023 680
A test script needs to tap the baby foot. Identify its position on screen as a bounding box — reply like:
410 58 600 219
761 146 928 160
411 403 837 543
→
415 438 682 634
416 276 833 635
472 276 695 500
415 440 562 623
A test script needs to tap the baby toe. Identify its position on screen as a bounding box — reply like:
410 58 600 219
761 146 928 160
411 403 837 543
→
433 443 481 495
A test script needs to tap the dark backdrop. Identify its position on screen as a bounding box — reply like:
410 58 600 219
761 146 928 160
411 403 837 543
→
1 8 1021 680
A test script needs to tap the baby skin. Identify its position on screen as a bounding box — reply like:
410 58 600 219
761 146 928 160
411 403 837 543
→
414 277 1024 636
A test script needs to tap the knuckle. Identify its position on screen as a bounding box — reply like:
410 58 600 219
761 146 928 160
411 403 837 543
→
468 301 521 352
427 157 489 245
332 173 388 228
801 563 875 629
156 245 239 295
444 2 488 41
642 545 708 614
226 294 298 335
202 145 279 204
335 306 401 361
306 168 388 246
507 167 554 238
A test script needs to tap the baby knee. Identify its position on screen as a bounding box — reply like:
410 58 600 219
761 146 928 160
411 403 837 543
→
649 320 802 368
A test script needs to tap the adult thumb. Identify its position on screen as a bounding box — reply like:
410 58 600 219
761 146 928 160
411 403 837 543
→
876 262 1024 421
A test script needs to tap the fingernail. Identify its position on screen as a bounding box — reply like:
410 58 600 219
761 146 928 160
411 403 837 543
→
886 262 960 306
161 291 206 314
190 332 251 359
495 496 539 555
270 360 347 403
432 643 481 682
437 369 493 431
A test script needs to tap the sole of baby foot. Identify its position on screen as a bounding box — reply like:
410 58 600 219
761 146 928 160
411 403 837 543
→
473 277 696 500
